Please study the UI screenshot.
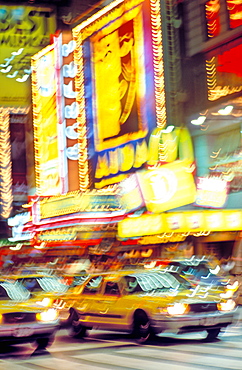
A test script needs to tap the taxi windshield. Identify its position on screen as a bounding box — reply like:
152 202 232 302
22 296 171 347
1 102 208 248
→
0 282 30 301
123 271 188 294
19 277 68 293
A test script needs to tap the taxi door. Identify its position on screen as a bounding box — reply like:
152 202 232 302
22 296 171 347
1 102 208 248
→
74 275 104 327
92 281 129 331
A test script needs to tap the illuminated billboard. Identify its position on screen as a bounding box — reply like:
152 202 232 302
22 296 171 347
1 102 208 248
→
118 209 242 239
31 44 62 196
136 160 197 213
72 0 166 189
0 5 56 108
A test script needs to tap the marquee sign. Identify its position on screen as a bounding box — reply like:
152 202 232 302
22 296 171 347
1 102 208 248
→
118 209 242 238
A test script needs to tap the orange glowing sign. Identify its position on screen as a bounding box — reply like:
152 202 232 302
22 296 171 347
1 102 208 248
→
205 0 221 38
206 43 242 101
226 0 242 29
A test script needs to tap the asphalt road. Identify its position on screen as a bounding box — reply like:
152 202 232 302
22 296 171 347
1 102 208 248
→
0 316 242 370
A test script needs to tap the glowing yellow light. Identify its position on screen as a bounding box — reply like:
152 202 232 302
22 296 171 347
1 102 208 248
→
0 108 13 218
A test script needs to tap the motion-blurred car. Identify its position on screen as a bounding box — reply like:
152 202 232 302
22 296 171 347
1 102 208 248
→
0 280 59 348
52 269 238 343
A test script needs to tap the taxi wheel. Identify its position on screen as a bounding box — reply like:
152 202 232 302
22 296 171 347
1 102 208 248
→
35 336 53 349
133 313 152 344
206 328 221 341
68 310 87 338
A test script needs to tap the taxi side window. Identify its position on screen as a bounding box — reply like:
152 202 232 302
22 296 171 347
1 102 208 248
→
104 282 120 296
82 276 103 294
124 276 142 293
21 278 39 292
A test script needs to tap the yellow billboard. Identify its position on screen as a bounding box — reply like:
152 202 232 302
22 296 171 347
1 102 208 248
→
118 210 242 239
0 5 56 107
136 160 197 213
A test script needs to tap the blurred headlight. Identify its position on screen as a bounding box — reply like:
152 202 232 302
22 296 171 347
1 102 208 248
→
227 281 239 292
36 308 58 322
217 299 236 312
36 297 52 307
220 290 234 299
220 281 239 299
159 303 189 316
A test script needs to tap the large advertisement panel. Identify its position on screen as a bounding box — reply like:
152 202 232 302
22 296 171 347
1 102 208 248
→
136 160 197 213
31 44 61 196
72 0 166 189
0 5 56 107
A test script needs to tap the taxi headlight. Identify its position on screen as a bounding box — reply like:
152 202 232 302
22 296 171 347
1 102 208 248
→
36 298 52 307
160 303 189 316
217 299 236 312
36 308 58 322
220 281 239 299
227 281 239 292
220 290 234 299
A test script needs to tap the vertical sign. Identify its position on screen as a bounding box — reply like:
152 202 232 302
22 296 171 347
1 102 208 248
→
10 113 28 203
31 44 61 196
0 109 13 218
60 31 79 192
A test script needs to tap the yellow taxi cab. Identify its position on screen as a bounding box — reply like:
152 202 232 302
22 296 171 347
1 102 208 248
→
0 280 59 349
52 269 239 343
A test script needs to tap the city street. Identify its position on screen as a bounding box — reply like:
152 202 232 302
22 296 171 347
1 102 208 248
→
0 319 242 370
